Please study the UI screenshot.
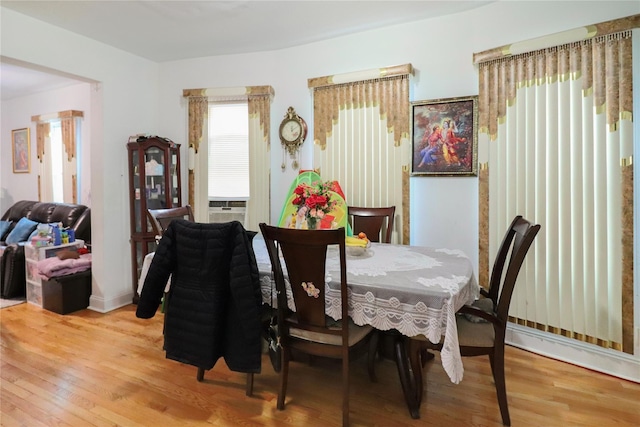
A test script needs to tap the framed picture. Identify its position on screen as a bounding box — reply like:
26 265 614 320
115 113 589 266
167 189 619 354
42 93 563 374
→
410 95 478 176
12 128 31 173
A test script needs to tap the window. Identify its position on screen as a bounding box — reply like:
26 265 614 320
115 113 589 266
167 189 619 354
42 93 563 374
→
49 121 64 202
32 110 83 204
207 102 249 201
184 85 272 231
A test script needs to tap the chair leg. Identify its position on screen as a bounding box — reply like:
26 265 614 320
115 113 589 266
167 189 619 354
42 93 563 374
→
367 331 379 382
342 350 350 427
491 348 511 426
197 367 205 382
246 373 254 396
277 348 290 410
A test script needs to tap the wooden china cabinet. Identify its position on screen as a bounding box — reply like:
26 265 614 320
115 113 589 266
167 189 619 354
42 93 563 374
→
127 135 181 302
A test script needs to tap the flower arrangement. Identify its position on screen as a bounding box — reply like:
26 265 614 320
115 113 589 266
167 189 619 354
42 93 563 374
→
290 180 339 229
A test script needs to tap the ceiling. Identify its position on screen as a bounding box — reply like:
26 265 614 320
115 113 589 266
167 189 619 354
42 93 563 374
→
1 0 493 100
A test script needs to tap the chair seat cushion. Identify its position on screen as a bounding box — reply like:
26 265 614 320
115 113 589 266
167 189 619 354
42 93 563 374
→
456 314 495 348
290 318 373 346
463 297 494 323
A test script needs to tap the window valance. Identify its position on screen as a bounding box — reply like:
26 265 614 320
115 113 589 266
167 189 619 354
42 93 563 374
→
473 14 639 64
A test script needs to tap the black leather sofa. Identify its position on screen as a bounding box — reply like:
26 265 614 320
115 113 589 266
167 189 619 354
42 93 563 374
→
0 200 91 298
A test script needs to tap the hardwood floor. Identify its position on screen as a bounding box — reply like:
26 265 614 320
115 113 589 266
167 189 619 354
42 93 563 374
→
1 303 639 426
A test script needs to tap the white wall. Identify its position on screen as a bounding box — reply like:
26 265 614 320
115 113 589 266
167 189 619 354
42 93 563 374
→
1 82 92 210
1 1 638 378
158 1 640 275
1 7 160 312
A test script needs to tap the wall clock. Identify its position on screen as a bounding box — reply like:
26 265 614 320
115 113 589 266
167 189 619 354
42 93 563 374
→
279 106 307 170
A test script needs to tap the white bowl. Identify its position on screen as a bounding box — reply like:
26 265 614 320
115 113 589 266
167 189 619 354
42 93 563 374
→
346 245 367 256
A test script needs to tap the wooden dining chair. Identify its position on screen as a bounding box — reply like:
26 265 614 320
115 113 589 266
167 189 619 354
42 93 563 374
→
259 223 378 427
347 206 395 243
145 205 195 314
415 215 540 426
147 205 194 238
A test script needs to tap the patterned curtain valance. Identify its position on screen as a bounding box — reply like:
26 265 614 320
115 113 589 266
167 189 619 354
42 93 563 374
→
308 64 413 88
248 95 271 146
477 30 633 141
473 14 639 64
31 110 84 123
183 85 274 153
308 64 412 150
182 85 274 99
35 122 50 160
31 110 83 161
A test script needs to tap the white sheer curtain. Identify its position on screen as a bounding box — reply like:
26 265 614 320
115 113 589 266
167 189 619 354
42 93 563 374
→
477 28 634 352
247 93 271 231
309 65 412 244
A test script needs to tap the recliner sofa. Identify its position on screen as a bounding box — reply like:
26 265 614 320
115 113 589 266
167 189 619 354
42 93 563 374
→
0 200 91 298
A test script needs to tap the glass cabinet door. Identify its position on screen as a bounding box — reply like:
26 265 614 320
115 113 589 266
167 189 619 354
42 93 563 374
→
128 135 181 302
144 147 165 206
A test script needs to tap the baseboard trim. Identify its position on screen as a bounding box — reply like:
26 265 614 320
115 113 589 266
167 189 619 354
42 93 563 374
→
88 292 132 313
506 323 639 383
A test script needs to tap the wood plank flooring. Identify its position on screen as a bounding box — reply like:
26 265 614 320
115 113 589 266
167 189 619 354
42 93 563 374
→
1 303 639 426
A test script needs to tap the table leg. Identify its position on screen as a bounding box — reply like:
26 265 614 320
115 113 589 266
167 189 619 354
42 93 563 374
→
393 335 435 419
393 335 419 418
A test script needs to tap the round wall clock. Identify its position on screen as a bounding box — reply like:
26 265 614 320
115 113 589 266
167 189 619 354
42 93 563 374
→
279 106 307 170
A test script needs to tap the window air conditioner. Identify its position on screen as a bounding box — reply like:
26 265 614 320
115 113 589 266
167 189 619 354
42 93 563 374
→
208 200 247 225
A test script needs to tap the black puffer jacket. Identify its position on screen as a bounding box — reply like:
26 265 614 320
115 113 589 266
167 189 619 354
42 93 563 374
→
136 220 262 373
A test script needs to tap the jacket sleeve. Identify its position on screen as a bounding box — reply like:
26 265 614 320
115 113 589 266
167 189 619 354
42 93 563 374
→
224 222 263 372
136 222 177 318
230 223 262 333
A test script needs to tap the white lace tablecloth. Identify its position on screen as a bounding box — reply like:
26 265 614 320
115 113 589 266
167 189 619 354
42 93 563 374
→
253 234 479 384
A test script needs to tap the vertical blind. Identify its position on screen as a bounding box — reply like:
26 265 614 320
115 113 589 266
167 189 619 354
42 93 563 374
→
309 65 412 244
477 29 634 352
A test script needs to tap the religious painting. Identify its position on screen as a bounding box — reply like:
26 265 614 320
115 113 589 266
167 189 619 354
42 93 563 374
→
12 128 31 173
411 96 478 176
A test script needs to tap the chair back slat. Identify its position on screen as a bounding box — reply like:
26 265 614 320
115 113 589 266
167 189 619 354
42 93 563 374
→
147 205 194 236
280 240 330 327
494 216 541 324
485 215 521 303
259 225 348 332
348 206 395 243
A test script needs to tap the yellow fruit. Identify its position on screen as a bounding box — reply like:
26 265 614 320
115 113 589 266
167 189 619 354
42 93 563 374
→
346 236 368 247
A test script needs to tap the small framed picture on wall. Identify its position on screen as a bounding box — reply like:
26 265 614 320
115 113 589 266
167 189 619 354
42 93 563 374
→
12 128 31 173
410 95 478 177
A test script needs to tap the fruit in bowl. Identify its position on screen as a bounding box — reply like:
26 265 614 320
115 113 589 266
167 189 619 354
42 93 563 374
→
345 233 370 256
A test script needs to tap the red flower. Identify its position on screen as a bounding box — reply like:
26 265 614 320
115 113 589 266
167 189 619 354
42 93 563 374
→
290 180 337 229
306 194 327 209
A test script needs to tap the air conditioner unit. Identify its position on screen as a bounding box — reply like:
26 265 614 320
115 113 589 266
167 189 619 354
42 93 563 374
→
209 200 246 225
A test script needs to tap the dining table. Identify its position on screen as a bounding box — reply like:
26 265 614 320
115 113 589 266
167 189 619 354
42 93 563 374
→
251 234 480 419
